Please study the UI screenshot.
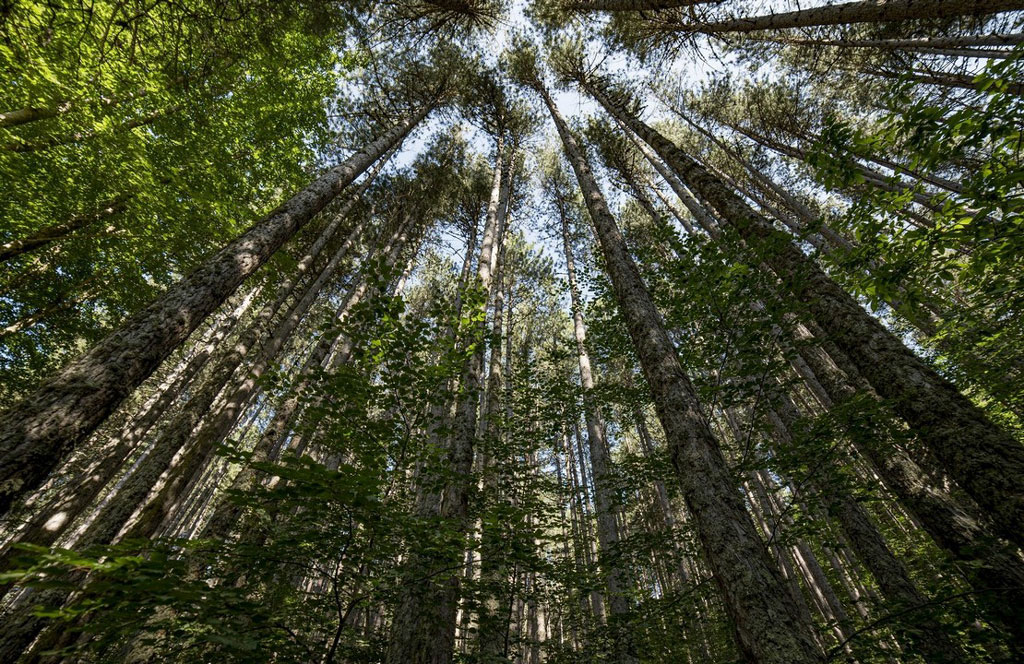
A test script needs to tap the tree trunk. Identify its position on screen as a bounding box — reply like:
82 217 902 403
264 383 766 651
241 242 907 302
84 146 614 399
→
3 104 184 153
556 188 637 662
0 288 254 577
73 200 365 548
0 107 429 517
580 75 1024 548
539 79 823 664
477 205 513 659
765 32 1024 56
386 132 508 664
206 222 392 542
865 66 1024 97
675 0 1024 35
126 168 392 541
0 216 412 661
618 118 721 238
563 0 716 11
677 114 854 250
788 320 1024 646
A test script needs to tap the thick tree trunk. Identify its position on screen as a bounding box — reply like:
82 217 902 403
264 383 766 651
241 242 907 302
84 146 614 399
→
580 76 1024 547
0 289 253 575
563 0 715 11
789 321 1024 645
768 389 962 659
0 107 429 517
477 210 513 659
765 32 1024 56
0 219 411 661
125 172 390 541
540 80 823 664
676 0 1024 35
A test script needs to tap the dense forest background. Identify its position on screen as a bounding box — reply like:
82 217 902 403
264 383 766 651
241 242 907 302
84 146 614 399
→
0 0 1022 662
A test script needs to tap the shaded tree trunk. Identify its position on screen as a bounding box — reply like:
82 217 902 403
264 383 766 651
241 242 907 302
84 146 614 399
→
563 0 715 11
0 288 255 577
787 320 1024 646
865 66 1024 97
0 107 429 517
539 78 823 664
3 105 183 153
676 0 1024 35
386 132 508 664
556 186 637 663
579 75 1024 548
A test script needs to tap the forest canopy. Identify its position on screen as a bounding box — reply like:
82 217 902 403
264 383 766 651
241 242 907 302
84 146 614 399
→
0 0 1023 662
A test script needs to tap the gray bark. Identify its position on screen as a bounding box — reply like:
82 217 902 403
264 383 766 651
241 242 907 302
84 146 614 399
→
386 133 508 664
557 190 637 662
0 289 253 574
563 0 716 11
789 321 1024 645
676 0 1024 35
207 222 393 541
540 79 823 664
770 33 1024 55
866 66 1024 97
580 75 1024 548
0 107 429 516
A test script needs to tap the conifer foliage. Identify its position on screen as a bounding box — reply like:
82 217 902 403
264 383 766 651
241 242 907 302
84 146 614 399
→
0 0 1022 662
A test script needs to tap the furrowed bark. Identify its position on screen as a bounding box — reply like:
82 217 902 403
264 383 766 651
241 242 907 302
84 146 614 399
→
0 107 429 517
768 390 963 660
563 0 717 11
0 289 253 577
675 0 1024 35
789 322 1024 645
579 75 1024 547
539 79 823 664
